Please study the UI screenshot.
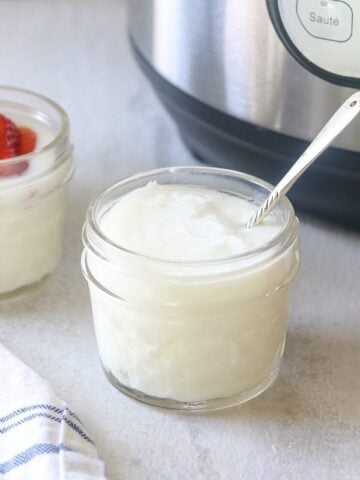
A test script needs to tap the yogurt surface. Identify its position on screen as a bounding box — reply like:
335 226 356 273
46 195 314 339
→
100 182 282 261
0 104 55 189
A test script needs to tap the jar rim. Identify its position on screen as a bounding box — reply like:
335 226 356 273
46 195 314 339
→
0 85 70 166
85 166 298 267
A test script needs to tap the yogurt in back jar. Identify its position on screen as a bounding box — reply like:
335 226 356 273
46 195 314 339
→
82 167 299 411
0 86 74 297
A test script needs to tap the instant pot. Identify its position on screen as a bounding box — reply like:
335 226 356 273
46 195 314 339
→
128 0 360 228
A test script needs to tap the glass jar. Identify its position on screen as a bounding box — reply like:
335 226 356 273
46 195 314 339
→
82 167 299 411
0 86 74 297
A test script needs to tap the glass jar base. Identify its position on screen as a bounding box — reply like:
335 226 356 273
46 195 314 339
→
102 364 280 412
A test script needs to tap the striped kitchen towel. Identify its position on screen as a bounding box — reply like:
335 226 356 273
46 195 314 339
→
0 342 106 479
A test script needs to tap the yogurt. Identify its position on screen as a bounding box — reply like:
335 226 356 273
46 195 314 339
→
100 182 283 260
82 168 299 409
0 88 73 296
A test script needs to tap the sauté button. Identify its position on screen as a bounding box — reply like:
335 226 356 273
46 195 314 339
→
296 0 353 42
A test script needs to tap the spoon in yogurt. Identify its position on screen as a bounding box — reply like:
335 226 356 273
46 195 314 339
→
245 91 360 228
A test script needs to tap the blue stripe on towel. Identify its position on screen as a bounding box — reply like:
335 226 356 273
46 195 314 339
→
0 404 83 425
0 443 72 474
0 412 94 445
63 416 95 445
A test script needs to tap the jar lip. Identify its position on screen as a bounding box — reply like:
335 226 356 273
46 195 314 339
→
0 85 70 166
86 166 298 267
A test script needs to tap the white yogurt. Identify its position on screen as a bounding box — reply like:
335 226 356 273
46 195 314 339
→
100 182 282 260
0 95 73 296
83 173 299 407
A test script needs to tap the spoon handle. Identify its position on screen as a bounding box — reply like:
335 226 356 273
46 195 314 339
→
245 91 360 228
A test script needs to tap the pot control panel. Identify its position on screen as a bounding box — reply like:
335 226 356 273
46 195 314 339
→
267 0 360 88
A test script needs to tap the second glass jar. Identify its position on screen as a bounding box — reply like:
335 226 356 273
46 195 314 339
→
0 87 74 297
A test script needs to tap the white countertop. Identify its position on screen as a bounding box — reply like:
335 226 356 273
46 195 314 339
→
0 1 360 479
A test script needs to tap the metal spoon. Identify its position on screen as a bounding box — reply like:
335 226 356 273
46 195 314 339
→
245 91 360 229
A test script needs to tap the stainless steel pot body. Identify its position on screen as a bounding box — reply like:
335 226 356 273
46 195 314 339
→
129 0 359 152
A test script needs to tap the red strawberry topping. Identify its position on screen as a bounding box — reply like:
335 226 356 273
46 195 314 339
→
18 127 37 155
0 114 37 177
0 114 20 159
0 159 29 176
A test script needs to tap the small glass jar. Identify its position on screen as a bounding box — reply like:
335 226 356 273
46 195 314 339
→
82 167 299 411
0 86 74 297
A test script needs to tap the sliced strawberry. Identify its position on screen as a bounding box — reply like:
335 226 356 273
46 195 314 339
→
0 114 20 159
0 161 28 176
0 114 31 177
18 127 37 155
